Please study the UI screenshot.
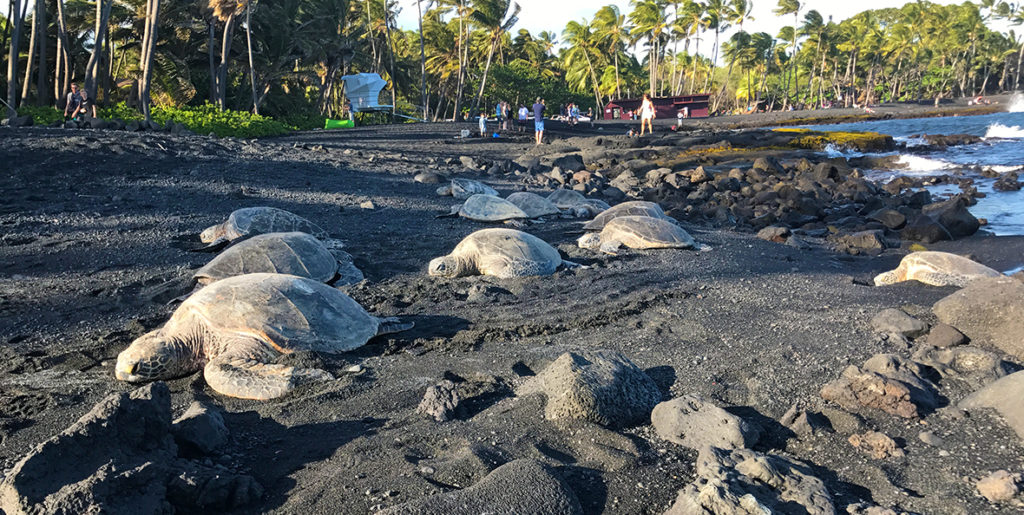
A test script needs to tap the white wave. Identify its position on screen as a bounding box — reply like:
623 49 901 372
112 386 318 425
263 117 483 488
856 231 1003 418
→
894 135 929 148
894 154 956 174
983 164 1024 174
821 143 864 158
984 122 1024 139
1008 92 1024 113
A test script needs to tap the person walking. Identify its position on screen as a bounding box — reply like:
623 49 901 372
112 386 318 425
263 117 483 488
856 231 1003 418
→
532 97 545 145
639 94 655 136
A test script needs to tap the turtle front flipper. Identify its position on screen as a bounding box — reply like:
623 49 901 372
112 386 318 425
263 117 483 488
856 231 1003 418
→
204 352 333 400
376 317 414 336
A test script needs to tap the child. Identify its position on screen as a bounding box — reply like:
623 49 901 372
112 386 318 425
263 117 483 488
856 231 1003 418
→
479 111 487 137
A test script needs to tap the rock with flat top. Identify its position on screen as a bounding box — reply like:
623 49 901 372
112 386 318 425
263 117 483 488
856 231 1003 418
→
933 277 1024 360
651 395 761 450
870 309 928 338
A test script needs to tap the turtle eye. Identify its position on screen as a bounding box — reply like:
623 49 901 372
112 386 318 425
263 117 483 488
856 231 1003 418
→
129 362 139 375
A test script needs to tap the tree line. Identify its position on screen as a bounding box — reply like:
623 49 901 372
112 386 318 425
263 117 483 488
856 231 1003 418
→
1 0 1023 125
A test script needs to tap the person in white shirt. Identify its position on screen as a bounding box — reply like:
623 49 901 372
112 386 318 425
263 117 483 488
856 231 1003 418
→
640 94 655 136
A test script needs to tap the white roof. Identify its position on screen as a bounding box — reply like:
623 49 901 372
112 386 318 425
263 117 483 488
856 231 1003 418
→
341 73 389 112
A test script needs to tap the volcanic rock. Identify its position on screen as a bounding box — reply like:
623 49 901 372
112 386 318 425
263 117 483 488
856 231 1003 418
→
933 277 1024 360
651 395 762 450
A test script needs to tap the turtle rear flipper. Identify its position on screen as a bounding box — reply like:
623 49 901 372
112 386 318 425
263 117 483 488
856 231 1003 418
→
376 317 414 336
204 354 333 400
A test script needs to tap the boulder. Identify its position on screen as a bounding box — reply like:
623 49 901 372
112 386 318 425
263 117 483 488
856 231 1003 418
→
779 404 832 437
378 460 583 515
651 395 762 450
417 380 461 422
992 172 1022 192
867 208 907 230
821 364 929 419
689 166 713 184
172 401 228 454
7 115 33 127
757 226 790 243
0 383 261 513
550 154 585 172
922 196 979 238
414 172 442 184
925 323 967 348
870 308 928 339
459 155 480 170
900 214 952 243
665 447 834 515
912 344 1010 386
976 470 1022 503
837 230 888 252
848 431 904 459
517 350 661 427
959 371 1024 441
933 277 1024 360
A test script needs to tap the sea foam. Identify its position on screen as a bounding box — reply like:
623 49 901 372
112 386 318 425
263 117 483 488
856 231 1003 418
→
984 122 1024 139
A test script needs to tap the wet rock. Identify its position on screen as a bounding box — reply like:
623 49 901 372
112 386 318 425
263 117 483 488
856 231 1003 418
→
976 470 1022 503
379 459 583 515
757 226 790 243
848 431 904 459
780 403 833 437
922 133 982 147
925 323 967 348
517 350 661 427
958 370 1024 440
992 172 1022 192
933 277 1024 360
921 196 979 238
870 308 928 339
652 395 762 451
665 446 834 515
172 401 228 454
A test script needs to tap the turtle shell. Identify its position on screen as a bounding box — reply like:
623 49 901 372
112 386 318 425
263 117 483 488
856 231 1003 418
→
451 178 499 199
505 192 561 218
547 189 587 209
898 251 1002 285
452 228 562 277
459 194 528 221
602 216 695 249
584 201 672 231
194 232 337 285
178 273 378 353
202 207 328 243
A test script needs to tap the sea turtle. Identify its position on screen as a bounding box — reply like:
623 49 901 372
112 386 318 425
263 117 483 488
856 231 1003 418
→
873 251 1003 287
578 216 696 254
115 273 411 400
429 228 571 278
505 192 561 218
457 194 529 222
193 232 363 286
568 199 611 218
436 178 499 199
547 189 588 209
199 207 328 248
583 201 674 231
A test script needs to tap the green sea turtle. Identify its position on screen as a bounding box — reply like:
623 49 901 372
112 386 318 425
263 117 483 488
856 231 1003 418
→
193 232 363 286
505 192 561 218
429 228 573 278
199 207 328 249
436 178 499 199
547 189 588 209
578 216 696 254
454 194 529 222
569 199 611 218
583 201 673 231
115 273 411 400
873 251 1003 287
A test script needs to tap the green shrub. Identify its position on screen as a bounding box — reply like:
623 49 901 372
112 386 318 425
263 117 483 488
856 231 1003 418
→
98 102 289 138
17 105 64 125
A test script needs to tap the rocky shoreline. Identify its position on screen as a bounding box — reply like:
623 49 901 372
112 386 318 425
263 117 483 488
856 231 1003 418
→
1 119 1022 514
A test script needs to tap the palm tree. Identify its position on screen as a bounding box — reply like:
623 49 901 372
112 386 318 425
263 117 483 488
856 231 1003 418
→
773 0 801 108
593 5 629 99
701 0 727 92
563 19 604 110
6 0 23 119
138 0 161 122
209 0 242 110
677 0 704 93
469 0 520 112
629 0 670 97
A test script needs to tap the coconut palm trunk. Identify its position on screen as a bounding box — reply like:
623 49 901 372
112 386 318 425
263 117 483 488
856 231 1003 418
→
34 0 47 105
84 0 112 102
20 3 36 103
139 0 160 122
245 0 257 114
217 12 237 110
53 0 72 105
6 0 23 119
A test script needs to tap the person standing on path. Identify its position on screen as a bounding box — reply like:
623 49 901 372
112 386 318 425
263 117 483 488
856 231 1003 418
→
532 98 545 145
518 104 529 133
640 94 655 136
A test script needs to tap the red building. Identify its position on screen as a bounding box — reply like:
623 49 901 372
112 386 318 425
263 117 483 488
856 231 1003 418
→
603 94 710 120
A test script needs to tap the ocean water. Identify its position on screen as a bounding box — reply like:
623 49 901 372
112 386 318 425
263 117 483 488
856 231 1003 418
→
802 105 1024 236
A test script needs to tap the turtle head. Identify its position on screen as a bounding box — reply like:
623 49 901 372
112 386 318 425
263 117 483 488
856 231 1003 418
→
428 255 466 278
199 223 222 244
577 232 602 250
116 331 199 382
873 269 901 286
